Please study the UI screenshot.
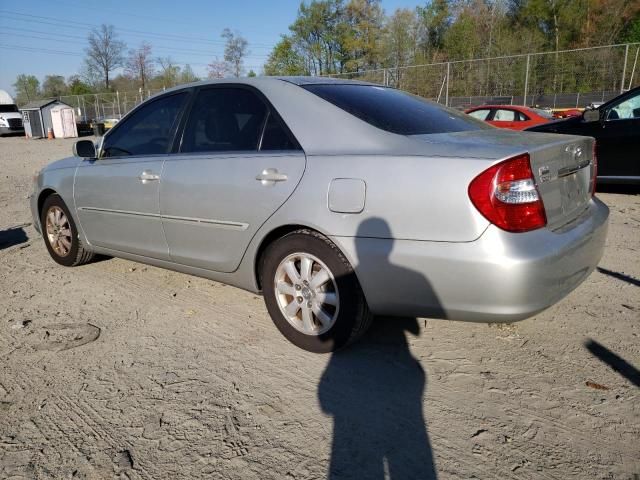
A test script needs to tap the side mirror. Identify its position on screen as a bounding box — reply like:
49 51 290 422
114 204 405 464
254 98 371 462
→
73 139 96 158
583 109 600 123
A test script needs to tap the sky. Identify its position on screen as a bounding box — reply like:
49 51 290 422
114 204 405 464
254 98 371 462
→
0 0 419 96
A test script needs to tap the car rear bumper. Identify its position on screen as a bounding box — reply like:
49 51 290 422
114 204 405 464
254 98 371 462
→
333 197 609 322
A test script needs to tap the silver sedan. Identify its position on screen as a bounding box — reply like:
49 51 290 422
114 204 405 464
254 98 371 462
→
30 77 609 352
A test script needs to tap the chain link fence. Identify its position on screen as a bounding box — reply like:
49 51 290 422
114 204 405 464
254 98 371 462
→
329 43 640 109
56 43 640 120
58 89 164 123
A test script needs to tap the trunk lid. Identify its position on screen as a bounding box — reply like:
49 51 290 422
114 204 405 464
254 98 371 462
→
411 129 595 231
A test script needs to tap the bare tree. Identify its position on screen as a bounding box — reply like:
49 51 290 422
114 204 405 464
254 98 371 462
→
84 24 125 90
207 56 229 79
157 56 180 87
222 28 249 77
126 43 155 92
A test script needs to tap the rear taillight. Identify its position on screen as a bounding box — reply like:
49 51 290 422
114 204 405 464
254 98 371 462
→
591 141 597 197
468 153 547 233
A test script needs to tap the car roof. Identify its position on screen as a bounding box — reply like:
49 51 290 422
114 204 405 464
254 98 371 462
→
468 105 531 110
161 76 380 95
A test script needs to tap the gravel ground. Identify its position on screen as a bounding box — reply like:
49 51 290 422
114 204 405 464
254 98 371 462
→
0 136 639 480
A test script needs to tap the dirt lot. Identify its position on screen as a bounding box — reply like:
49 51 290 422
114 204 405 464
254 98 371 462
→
0 136 638 480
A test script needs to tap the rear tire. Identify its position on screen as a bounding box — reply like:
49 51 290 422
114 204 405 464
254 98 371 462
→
261 229 372 353
41 194 94 267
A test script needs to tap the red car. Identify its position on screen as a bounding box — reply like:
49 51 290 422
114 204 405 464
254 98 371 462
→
465 105 554 130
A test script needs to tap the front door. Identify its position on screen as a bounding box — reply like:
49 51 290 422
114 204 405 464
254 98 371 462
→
74 91 188 259
596 90 640 180
160 86 306 273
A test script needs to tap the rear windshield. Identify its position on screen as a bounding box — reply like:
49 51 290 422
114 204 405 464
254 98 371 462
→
302 84 490 135
0 104 18 113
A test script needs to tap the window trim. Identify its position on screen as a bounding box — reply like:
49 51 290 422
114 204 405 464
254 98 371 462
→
175 83 303 156
99 89 191 160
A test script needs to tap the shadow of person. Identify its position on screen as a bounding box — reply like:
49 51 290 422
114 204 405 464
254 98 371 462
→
318 217 439 479
0 227 28 250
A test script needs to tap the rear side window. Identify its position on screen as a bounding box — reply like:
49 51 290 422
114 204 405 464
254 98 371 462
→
493 109 516 121
102 92 187 157
181 88 267 153
302 84 489 135
260 112 300 151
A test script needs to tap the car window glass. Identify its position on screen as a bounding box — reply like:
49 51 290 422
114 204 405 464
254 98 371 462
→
102 93 187 158
531 108 553 119
302 84 490 135
607 91 640 120
260 113 300 151
493 109 516 121
181 88 267 153
468 109 491 121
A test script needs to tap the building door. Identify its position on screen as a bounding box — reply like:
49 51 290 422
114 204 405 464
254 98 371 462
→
28 110 43 137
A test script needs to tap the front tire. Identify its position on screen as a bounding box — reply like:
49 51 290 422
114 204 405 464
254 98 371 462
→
261 229 372 353
41 194 94 267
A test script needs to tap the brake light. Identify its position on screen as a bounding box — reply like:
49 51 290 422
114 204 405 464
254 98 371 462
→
591 141 597 197
468 153 547 233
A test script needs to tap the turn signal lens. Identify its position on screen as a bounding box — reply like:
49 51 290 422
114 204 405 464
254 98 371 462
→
468 153 547 233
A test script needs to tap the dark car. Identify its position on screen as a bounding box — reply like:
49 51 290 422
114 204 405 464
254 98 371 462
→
526 86 640 184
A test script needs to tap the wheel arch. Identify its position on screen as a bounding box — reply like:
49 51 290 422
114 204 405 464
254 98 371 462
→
254 223 352 291
37 188 58 217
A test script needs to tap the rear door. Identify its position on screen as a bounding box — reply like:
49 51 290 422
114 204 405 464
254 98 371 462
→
161 85 306 273
75 91 188 259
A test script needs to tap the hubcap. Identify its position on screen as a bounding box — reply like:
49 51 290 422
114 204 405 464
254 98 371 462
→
274 253 339 336
45 206 72 257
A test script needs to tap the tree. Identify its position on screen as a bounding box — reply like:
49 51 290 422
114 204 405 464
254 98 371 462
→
179 64 199 83
67 76 93 95
207 57 230 79
384 9 419 70
42 75 67 98
84 24 125 90
222 28 249 77
247 69 257 77
126 42 155 91
417 0 451 61
12 74 40 105
264 35 308 75
157 57 181 87
343 0 385 71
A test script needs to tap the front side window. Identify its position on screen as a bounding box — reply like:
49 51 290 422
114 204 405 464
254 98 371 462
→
302 84 489 135
102 93 187 158
606 91 640 120
181 88 268 153
468 109 491 121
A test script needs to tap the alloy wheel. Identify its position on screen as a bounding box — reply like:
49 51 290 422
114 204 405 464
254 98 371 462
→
273 252 340 336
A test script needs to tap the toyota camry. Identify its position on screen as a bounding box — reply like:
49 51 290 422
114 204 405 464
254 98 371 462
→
30 77 609 352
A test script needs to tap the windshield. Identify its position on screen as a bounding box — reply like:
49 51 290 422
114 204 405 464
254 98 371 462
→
531 108 554 119
302 84 490 135
0 104 18 113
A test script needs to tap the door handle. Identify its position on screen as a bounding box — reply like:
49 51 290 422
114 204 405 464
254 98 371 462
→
139 171 160 183
256 168 288 186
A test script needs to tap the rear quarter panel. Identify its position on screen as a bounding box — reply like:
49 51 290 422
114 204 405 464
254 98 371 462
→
258 154 490 242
